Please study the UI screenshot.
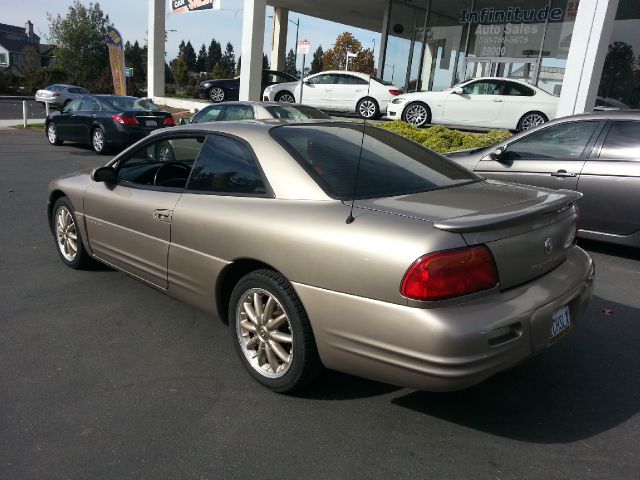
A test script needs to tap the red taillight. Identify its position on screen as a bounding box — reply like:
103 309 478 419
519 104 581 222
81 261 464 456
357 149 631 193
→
52 93 60 97
389 89 403 96
163 116 176 126
112 114 139 126
401 246 498 301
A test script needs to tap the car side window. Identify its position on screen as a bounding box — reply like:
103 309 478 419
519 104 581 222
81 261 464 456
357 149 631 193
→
80 97 100 111
63 99 82 113
599 121 640 160
192 105 224 123
116 136 205 189
462 80 502 95
337 75 367 85
186 134 268 195
221 105 254 121
503 82 535 96
308 74 333 85
502 121 599 161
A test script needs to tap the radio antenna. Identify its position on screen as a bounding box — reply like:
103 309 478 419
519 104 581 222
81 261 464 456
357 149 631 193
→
345 69 373 224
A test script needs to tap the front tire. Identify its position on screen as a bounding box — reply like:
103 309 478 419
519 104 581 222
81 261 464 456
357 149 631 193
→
209 87 225 103
46 122 63 146
275 91 295 103
402 102 431 127
91 126 108 155
357 97 381 119
517 111 548 132
229 269 321 393
52 197 92 269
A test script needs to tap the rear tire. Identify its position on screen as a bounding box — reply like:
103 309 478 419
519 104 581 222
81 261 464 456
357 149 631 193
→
275 91 295 103
357 97 381 119
52 197 93 269
209 87 225 103
517 111 548 132
229 269 322 393
46 122 63 146
402 102 431 127
91 126 108 155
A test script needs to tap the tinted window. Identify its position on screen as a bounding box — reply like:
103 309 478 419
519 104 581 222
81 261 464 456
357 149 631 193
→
308 74 337 85
462 80 503 95
100 97 162 111
265 105 331 120
503 82 535 96
337 75 367 85
187 135 267 195
47 85 63 92
117 137 205 188
503 121 599 161
264 72 292 83
192 105 224 123
271 125 478 200
63 99 82 112
600 121 640 160
80 97 100 111
222 105 254 120
78 87 90 94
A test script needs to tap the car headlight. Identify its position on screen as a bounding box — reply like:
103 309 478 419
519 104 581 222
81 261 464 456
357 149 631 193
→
391 97 408 104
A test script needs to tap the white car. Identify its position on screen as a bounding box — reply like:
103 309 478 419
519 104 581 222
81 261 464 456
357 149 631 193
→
387 77 559 132
263 70 403 119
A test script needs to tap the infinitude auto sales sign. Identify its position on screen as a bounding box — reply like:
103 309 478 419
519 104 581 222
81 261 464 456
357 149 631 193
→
106 26 126 96
171 0 221 13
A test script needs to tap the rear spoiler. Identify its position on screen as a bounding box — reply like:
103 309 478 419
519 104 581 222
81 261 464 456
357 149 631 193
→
433 189 582 233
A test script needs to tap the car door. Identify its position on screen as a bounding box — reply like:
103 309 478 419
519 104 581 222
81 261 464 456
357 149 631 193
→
577 120 640 236
442 79 505 125
331 74 368 111
168 133 272 312
75 96 101 141
83 134 206 289
54 98 83 140
498 81 538 129
302 74 334 108
474 120 603 191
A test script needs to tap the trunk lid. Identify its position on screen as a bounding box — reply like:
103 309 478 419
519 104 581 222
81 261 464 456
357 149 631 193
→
126 110 172 131
357 180 581 289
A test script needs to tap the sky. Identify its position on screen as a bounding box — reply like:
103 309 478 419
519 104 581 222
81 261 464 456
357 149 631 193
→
0 0 381 72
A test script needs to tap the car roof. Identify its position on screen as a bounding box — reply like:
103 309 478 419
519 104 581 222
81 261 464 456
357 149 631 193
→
310 70 370 79
553 110 640 121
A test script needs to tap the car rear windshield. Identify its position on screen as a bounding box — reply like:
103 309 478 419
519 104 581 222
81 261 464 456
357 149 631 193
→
47 85 64 91
265 105 331 120
100 97 162 111
270 124 479 200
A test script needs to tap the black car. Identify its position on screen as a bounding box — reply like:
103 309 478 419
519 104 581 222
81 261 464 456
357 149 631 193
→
198 70 298 103
45 95 175 155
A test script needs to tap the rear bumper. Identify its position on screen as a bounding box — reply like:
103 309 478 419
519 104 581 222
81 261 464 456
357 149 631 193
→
108 125 156 146
293 246 594 392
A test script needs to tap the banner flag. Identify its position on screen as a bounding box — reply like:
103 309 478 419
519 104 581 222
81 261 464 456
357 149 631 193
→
106 26 126 96
171 0 221 13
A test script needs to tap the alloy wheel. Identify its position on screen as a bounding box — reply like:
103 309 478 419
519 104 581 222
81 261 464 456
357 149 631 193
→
359 99 376 118
209 87 225 102
92 129 104 152
278 93 295 103
236 288 293 378
405 104 428 126
520 113 546 131
55 206 78 262
47 124 57 144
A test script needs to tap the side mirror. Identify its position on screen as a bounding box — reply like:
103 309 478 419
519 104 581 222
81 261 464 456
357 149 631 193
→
489 146 506 162
453 87 464 95
179 117 190 125
91 166 116 183
303 80 310 86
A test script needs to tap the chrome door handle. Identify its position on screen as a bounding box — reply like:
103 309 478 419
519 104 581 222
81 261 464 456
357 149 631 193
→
551 170 577 177
492 98 503 102
153 209 172 222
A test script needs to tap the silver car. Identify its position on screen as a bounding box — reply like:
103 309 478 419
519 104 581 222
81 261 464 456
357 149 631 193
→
447 111 640 248
47 121 594 393
35 84 90 108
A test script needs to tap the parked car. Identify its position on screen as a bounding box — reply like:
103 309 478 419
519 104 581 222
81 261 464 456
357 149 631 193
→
180 101 331 125
387 77 558 131
263 70 403 119
48 120 594 393
446 111 640 248
198 70 298 103
35 84 90 108
45 95 175 155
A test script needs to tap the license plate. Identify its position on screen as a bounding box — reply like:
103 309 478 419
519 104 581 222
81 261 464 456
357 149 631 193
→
549 305 571 341
145 120 157 127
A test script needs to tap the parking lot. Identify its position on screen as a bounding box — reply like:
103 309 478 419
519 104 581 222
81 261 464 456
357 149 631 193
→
0 128 638 479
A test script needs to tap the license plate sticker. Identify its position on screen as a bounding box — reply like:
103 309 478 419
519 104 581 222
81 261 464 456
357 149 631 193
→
145 120 157 127
549 305 571 341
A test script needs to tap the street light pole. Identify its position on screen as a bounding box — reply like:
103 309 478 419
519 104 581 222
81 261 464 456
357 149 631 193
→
293 18 299 75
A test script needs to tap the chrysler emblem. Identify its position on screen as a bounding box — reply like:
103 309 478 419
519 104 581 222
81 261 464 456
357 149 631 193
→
544 237 553 254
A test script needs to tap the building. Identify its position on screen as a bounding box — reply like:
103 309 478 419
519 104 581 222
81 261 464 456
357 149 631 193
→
147 0 640 116
0 21 55 75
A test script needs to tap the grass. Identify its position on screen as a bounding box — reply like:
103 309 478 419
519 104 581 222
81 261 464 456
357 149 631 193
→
11 123 45 130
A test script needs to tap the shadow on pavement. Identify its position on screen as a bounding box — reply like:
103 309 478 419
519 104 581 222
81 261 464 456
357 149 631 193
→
391 295 639 443
579 238 640 261
294 370 400 400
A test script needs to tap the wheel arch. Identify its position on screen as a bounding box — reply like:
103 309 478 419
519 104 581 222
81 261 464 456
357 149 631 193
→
47 190 69 233
275 90 295 102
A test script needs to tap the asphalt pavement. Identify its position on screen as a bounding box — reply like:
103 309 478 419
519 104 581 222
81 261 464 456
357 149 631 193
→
1 128 639 479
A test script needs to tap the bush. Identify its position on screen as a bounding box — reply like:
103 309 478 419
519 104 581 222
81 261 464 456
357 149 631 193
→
379 121 512 153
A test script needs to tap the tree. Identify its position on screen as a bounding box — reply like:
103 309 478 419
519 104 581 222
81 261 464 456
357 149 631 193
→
195 43 207 72
598 41 638 104
285 49 297 76
171 56 188 87
263 54 270 70
206 39 222 72
322 32 375 74
220 42 236 77
183 41 197 71
211 62 226 79
125 40 147 95
47 1 111 89
310 46 323 74
236 55 241 74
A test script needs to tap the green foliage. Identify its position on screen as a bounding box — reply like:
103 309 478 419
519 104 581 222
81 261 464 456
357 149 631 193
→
47 1 111 90
206 39 222 72
195 43 207 72
285 49 297 76
310 46 323 74
0 71 22 94
220 42 236 77
171 57 189 87
379 121 512 153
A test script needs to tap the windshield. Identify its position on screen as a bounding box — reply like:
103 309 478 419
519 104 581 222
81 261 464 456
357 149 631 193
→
100 97 163 111
271 124 478 200
266 105 331 120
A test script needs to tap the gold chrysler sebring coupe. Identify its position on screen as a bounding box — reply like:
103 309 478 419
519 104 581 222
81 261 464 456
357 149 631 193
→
48 120 595 393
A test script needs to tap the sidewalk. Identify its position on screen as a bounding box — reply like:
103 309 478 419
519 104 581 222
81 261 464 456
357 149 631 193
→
0 118 46 129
